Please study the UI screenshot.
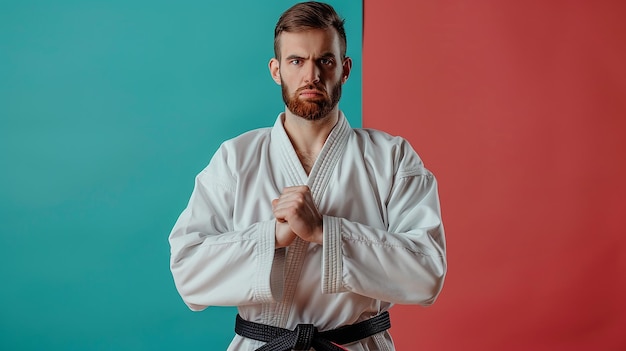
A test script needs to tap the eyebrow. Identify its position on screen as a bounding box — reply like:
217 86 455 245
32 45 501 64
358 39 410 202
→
285 55 304 61
284 52 337 61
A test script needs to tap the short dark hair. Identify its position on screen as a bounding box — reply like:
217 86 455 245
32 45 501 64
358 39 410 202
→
274 1 347 60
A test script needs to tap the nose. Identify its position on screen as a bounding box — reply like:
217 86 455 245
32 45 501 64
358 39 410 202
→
303 61 320 84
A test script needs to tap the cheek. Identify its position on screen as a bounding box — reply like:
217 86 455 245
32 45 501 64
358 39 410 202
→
324 66 342 79
280 69 299 84
325 69 342 85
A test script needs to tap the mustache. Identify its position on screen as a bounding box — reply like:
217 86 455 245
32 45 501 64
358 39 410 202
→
296 84 328 94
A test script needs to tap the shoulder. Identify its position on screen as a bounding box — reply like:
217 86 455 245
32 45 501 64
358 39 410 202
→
353 128 408 147
221 127 273 151
351 128 430 177
218 126 273 165
201 127 272 179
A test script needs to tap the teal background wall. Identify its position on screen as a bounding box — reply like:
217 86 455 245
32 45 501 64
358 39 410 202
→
0 1 362 350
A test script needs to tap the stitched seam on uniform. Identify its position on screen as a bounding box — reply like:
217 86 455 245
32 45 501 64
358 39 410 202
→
274 238 308 327
322 217 332 293
323 216 343 294
198 238 250 245
254 220 274 303
280 139 304 185
309 115 349 206
343 237 442 257
373 332 392 351
274 120 310 327
397 168 430 178
313 118 349 295
266 117 311 328
332 217 343 292
270 248 286 301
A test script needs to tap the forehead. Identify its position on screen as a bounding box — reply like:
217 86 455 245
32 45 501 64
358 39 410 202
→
278 28 341 57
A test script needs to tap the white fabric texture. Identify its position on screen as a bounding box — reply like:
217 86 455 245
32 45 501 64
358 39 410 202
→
169 112 447 350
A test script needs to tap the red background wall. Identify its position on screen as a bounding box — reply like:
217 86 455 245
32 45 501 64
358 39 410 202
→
363 1 626 350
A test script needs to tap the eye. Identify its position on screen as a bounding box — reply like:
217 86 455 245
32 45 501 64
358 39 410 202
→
289 59 301 65
320 58 334 65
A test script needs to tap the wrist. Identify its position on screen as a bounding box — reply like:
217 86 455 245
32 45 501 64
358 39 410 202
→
313 222 324 245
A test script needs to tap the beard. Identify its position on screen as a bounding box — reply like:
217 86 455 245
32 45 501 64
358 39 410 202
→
281 79 342 121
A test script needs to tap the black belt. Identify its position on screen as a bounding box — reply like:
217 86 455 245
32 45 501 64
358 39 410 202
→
234 311 391 351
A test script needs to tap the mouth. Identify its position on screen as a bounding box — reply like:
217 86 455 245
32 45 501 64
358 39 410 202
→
298 89 325 99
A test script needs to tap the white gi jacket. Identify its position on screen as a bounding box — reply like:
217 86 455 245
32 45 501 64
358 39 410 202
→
169 112 447 351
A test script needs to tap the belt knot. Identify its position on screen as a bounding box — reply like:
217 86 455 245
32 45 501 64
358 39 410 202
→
293 323 316 350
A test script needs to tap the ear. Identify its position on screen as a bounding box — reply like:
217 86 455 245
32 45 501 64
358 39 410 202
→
269 58 281 85
341 57 352 84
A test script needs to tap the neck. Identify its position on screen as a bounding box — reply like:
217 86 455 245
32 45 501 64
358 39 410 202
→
283 108 340 156
282 108 340 174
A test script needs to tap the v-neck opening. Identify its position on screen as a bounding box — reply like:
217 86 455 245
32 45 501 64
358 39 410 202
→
271 113 351 193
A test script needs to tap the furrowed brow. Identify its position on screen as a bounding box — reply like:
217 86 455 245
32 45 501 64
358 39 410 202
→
285 55 304 61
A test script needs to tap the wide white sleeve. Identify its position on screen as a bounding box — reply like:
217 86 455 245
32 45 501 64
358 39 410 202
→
168 149 285 311
321 165 446 306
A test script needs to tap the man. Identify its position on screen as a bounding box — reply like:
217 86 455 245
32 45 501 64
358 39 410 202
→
169 2 446 350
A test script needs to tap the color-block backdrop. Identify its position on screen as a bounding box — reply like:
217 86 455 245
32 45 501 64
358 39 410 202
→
363 0 626 350
4 0 624 350
0 1 361 350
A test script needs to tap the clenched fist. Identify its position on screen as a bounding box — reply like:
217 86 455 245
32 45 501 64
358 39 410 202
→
272 186 323 246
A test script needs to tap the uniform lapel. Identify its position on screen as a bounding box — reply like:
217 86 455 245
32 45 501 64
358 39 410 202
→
306 112 351 206
266 112 351 328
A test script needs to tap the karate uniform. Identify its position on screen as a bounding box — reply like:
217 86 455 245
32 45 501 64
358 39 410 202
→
169 112 447 350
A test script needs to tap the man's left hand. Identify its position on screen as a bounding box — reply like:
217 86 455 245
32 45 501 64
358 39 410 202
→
272 186 323 245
